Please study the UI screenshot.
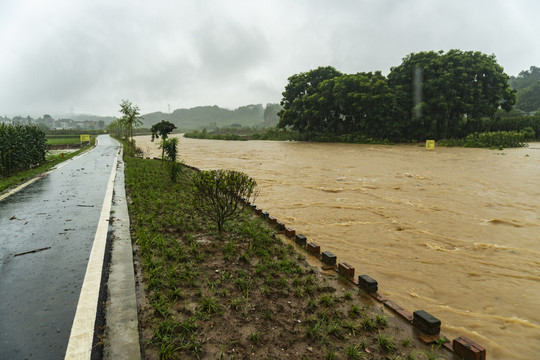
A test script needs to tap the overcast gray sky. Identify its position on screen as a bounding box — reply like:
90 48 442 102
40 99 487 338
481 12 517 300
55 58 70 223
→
1 0 539 117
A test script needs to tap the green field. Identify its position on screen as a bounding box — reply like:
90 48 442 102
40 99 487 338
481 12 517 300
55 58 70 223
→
46 135 89 145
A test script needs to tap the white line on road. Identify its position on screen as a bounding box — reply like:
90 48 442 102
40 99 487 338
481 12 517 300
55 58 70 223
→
64 144 119 359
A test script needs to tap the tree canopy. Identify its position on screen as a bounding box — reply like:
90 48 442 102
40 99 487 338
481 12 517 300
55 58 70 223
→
509 66 540 90
515 81 540 113
388 50 516 139
277 50 516 141
510 66 540 113
151 120 176 142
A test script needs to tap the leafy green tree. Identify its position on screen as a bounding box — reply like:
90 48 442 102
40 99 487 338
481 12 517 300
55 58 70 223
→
119 99 143 149
515 80 540 113
331 72 396 139
107 119 126 139
151 120 176 142
277 68 397 140
388 50 516 140
191 170 259 235
151 120 177 163
277 66 342 138
509 66 540 90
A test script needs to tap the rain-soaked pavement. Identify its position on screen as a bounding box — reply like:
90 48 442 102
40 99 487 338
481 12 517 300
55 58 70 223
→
0 135 119 359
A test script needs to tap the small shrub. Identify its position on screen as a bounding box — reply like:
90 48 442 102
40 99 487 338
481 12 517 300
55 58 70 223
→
345 344 363 359
375 313 388 326
378 331 397 352
199 296 222 315
320 294 336 307
324 348 337 360
250 331 261 344
349 303 363 318
191 169 259 234
521 126 536 140
361 316 376 331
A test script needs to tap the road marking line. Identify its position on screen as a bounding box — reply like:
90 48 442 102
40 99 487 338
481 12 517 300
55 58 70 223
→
64 142 118 359
0 176 42 202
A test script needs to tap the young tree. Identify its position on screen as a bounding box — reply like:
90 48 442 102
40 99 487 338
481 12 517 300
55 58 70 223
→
191 170 259 235
119 99 143 149
151 120 177 163
161 137 179 182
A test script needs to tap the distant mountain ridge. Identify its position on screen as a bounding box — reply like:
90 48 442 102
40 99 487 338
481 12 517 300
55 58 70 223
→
141 103 281 130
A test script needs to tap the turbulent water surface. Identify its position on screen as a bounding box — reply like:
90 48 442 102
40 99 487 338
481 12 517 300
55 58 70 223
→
137 135 540 359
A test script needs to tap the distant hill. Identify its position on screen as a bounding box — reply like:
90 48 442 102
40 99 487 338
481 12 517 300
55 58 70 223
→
70 114 117 125
141 103 281 130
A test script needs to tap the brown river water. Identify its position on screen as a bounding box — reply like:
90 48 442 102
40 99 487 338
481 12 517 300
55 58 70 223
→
136 135 540 359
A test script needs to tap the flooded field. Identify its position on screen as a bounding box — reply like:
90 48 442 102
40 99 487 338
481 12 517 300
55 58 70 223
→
136 135 540 359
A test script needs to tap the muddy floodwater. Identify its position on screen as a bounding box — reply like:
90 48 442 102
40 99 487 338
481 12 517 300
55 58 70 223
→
136 135 540 359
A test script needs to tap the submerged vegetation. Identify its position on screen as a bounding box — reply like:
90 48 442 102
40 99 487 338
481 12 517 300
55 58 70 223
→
124 153 450 359
184 129 248 141
437 130 530 148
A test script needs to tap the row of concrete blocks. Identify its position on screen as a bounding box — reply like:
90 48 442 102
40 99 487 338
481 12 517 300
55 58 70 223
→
250 203 486 360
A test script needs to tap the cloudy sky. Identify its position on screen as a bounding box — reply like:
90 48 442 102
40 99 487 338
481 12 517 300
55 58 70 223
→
1 0 539 117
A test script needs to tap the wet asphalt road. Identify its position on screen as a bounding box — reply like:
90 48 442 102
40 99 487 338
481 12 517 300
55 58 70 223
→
0 135 119 359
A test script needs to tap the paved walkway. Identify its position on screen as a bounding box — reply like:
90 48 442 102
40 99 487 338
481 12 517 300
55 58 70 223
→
0 135 139 359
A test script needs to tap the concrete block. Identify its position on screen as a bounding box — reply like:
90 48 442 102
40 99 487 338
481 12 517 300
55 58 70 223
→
284 227 295 238
413 310 441 327
276 221 286 231
294 234 307 247
261 211 269 219
268 216 277 225
395 308 414 323
321 251 337 266
413 310 441 335
255 208 263 215
452 336 486 360
307 242 320 256
358 275 378 293
338 262 354 278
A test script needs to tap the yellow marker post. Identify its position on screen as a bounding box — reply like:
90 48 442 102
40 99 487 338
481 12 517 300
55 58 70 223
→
426 140 435 150
80 134 90 142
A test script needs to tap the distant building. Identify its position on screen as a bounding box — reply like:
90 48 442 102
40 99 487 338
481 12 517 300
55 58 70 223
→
55 119 77 130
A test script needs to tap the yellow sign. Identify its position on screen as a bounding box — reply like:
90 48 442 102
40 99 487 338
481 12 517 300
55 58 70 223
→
426 140 435 150
80 134 90 142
